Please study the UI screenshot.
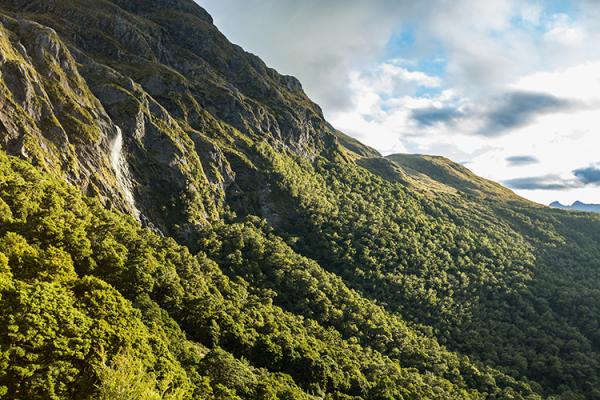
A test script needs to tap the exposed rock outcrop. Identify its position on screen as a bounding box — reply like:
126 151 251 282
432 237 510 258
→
0 0 342 235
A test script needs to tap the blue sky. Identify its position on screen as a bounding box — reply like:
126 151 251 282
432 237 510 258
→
197 0 600 205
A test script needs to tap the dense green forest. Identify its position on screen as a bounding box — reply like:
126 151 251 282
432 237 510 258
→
0 147 527 399
2 0 600 399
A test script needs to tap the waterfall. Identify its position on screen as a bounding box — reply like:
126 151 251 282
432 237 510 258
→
110 126 140 219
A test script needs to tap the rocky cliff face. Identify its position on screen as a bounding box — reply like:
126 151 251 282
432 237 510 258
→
0 15 122 207
0 0 339 236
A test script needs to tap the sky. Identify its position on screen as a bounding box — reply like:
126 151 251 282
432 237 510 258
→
196 0 600 205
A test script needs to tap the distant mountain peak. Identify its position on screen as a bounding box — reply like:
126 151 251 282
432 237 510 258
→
550 200 600 213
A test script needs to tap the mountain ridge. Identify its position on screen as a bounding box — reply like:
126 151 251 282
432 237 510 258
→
550 200 600 213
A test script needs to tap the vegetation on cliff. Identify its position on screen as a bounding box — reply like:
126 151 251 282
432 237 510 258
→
2 1 600 399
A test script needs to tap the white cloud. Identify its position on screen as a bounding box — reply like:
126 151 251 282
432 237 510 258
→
378 62 442 90
511 61 600 100
544 13 585 45
520 3 543 25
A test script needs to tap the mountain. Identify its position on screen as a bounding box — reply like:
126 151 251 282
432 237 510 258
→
2 1 600 399
550 201 600 213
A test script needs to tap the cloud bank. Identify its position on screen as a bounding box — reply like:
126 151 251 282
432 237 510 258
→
573 166 600 185
503 175 582 191
480 92 576 136
506 155 540 166
411 107 463 127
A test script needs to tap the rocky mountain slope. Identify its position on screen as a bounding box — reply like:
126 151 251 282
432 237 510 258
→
0 0 337 235
2 1 600 399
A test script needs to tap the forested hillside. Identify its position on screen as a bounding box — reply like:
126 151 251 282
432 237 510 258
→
1 1 600 399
